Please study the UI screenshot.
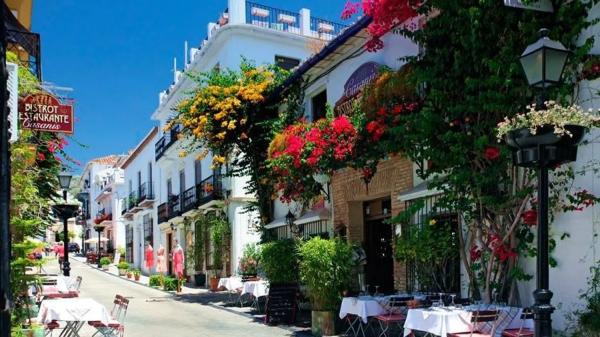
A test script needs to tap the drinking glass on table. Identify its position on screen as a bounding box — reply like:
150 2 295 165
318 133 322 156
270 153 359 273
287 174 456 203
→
450 294 457 307
439 293 444 307
374 285 380 296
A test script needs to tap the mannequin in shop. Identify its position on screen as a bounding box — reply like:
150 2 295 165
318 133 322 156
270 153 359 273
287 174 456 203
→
156 244 166 274
145 243 154 272
172 241 185 294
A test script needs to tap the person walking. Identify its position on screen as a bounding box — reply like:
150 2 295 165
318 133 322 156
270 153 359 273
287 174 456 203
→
56 242 65 270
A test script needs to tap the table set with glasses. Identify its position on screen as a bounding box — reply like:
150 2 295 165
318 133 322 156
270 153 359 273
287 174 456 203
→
339 292 534 337
36 298 112 337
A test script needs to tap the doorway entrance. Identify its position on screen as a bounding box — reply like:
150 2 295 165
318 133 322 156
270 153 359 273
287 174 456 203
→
167 232 173 275
364 198 394 293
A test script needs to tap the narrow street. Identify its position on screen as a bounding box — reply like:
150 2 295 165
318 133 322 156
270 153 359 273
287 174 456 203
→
48 258 297 337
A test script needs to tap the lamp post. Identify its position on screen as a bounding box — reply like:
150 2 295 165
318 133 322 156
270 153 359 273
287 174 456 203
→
55 170 75 276
94 223 107 268
518 28 570 337
286 210 299 238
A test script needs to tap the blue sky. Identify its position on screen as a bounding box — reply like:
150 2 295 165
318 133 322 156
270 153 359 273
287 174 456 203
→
32 0 349 172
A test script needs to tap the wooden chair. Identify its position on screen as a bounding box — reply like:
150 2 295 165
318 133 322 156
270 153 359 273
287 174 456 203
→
374 296 411 337
501 308 534 337
447 310 500 337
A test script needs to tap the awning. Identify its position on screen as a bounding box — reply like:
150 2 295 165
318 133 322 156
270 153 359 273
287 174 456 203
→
265 217 286 230
85 237 109 243
295 207 330 225
397 181 441 202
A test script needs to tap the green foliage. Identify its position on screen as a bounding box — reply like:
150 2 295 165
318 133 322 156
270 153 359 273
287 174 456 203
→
570 260 600 336
163 276 178 291
148 275 163 287
191 215 206 271
395 220 459 292
238 243 260 276
299 238 355 311
132 269 141 277
6 51 40 95
117 262 129 270
208 213 230 270
260 239 299 284
99 257 111 266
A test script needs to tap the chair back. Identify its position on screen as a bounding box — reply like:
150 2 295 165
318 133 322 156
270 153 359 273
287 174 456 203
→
117 297 130 323
517 308 534 334
471 310 499 323
72 276 82 291
110 295 123 318
383 296 412 316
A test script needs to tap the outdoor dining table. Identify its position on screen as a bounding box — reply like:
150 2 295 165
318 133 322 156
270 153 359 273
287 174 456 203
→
218 276 243 291
403 306 534 337
241 280 269 311
36 298 111 337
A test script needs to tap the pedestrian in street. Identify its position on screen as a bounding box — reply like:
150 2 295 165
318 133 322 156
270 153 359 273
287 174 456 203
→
56 242 65 270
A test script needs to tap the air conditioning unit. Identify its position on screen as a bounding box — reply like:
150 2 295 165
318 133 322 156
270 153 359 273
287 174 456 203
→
6 62 19 143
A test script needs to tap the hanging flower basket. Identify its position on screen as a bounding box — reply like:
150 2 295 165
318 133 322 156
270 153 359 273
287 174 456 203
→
505 124 586 149
505 125 585 167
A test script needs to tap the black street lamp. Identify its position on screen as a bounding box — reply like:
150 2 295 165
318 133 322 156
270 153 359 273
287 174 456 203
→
94 223 107 269
54 170 76 276
518 28 571 337
286 210 301 238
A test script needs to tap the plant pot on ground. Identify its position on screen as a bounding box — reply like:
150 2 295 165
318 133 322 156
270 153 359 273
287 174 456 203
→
117 262 129 276
299 238 355 337
209 275 219 292
99 257 111 270
133 269 141 281
194 272 206 287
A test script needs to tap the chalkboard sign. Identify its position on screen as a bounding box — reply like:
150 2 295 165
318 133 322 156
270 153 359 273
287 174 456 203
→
265 284 298 325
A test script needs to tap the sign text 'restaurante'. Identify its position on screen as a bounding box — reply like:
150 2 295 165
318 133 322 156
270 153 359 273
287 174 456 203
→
19 93 74 134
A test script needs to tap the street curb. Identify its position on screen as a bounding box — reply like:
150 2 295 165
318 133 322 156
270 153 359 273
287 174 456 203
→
72 258 182 297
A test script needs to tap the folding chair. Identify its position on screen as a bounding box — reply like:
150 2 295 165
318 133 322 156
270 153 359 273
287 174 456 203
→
447 310 500 337
90 295 127 337
501 308 534 337
374 296 411 337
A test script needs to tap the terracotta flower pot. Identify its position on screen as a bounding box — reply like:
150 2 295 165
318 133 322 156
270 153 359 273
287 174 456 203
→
209 277 219 291
311 310 336 337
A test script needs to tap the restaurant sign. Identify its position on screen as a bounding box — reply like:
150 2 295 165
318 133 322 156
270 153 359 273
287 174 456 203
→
334 62 381 115
19 93 74 134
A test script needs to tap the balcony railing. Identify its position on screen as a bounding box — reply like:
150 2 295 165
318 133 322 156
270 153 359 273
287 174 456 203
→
155 124 182 161
246 2 301 34
158 175 224 224
139 182 155 204
309 17 347 40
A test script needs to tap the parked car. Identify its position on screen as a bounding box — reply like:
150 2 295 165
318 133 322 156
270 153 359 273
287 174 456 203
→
68 242 80 253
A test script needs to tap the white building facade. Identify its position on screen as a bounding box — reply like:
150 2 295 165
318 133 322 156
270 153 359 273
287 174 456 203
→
151 0 347 276
78 155 127 255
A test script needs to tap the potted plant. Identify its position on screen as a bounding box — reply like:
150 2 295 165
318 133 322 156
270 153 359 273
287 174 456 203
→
208 269 220 291
133 269 141 281
260 239 298 284
117 262 129 276
238 243 260 279
299 237 354 337
99 257 111 270
497 102 599 166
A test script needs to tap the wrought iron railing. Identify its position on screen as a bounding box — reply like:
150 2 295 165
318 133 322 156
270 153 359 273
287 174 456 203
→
128 191 138 210
309 17 347 40
6 29 42 80
268 220 330 241
197 174 223 205
139 182 154 203
246 2 301 34
157 202 170 224
155 124 182 161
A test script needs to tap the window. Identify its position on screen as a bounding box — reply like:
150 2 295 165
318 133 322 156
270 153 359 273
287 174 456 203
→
143 214 153 246
166 178 172 197
311 90 327 121
275 55 300 71
194 160 202 185
147 162 153 197
125 225 134 263
137 171 142 196
179 169 186 195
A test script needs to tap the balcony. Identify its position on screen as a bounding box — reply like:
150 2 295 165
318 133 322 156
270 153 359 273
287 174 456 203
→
157 194 182 224
128 191 144 214
158 175 224 224
138 182 155 208
155 124 182 161
245 2 347 40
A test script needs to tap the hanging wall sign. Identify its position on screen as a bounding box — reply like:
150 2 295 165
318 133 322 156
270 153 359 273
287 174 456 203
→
19 93 74 134
334 62 381 115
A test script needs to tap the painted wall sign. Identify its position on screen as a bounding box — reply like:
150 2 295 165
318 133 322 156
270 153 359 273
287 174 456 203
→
334 62 382 115
19 93 74 134
503 0 553 13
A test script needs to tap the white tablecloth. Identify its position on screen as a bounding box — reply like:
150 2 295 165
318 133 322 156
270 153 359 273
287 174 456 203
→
403 306 534 337
339 296 387 323
36 298 111 325
55 276 77 292
241 280 269 298
218 277 243 291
